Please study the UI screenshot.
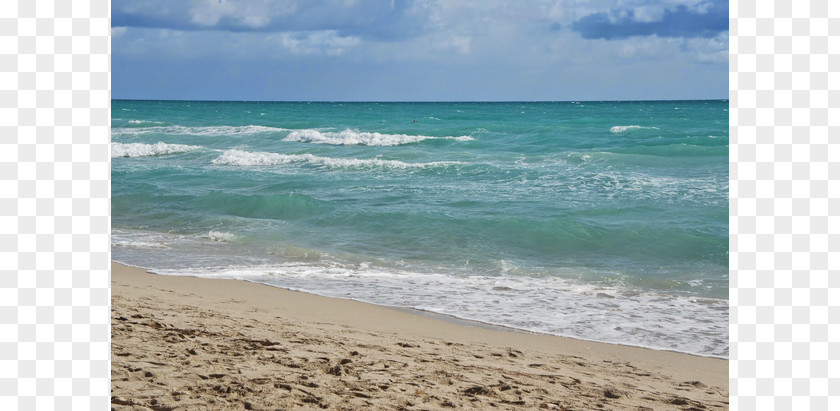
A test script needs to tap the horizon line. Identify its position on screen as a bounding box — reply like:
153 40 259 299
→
112 98 729 103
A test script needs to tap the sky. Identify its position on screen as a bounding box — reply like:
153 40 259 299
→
111 0 728 101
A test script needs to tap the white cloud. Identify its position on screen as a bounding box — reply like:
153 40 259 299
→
276 30 361 56
685 31 728 63
690 1 714 14
111 26 128 37
190 0 231 26
439 36 471 55
612 30 727 63
617 35 678 58
189 0 296 29
632 5 665 22
112 0 726 100
544 0 601 25
587 0 718 24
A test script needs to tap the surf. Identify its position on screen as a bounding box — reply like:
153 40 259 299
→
283 128 473 146
211 149 461 170
111 142 203 157
111 124 286 137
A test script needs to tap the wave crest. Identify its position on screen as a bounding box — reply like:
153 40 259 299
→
208 231 236 242
112 125 286 137
112 142 202 158
211 149 457 169
609 125 659 133
283 129 473 146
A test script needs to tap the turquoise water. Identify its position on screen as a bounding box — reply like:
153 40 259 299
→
111 100 728 357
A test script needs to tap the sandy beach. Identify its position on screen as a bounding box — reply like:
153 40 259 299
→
111 262 727 410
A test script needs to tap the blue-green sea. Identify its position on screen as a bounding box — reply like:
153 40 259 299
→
111 100 728 357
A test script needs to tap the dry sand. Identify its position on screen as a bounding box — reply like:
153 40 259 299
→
111 262 728 410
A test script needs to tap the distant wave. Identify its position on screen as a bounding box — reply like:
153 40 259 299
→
211 149 458 169
609 125 659 133
111 142 202 158
128 119 166 125
112 125 286 137
283 129 473 146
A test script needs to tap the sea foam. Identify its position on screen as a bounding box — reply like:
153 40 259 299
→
208 231 236 242
148 262 728 358
111 142 202 157
112 125 286 137
283 129 473 146
609 125 659 133
211 149 457 169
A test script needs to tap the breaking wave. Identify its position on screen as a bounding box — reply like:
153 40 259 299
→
111 142 202 158
128 119 166 125
609 125 659 133
112 125 286 137
211 149 458 169
283 129 473 146
208 231 236 242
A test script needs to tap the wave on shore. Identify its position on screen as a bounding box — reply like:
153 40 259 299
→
141 260 728 359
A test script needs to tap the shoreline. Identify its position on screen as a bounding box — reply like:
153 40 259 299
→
380 305 727 361
115 260 726 360
111 261 728 409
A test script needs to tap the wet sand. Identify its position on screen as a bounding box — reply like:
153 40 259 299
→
111 262 728 410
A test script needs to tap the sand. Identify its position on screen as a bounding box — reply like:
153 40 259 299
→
111 262 728 410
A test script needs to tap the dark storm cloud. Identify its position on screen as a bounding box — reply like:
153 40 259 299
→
570 1 728 40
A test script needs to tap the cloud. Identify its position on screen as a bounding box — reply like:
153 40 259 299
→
112 0 422 40
111 26 127 37
570 0 727 39
112 0 728 101
631 5 666 23
188 0 289 29
684 31 728 64
440 36 471 55
616 36 679 59
274 30 361 56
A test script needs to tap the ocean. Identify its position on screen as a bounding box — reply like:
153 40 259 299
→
111 100 729 358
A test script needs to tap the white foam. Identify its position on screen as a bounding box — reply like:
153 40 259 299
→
128 119 165 125
211 150 302 166
211 149 458 169
609 125 659 133
112 125 286 137
283 129 473 146
111 142 202 158
111 229 180 249
567 170 724 203
208 231 236 242
112 226 727 357
111 239 169 249
149 262 728 358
